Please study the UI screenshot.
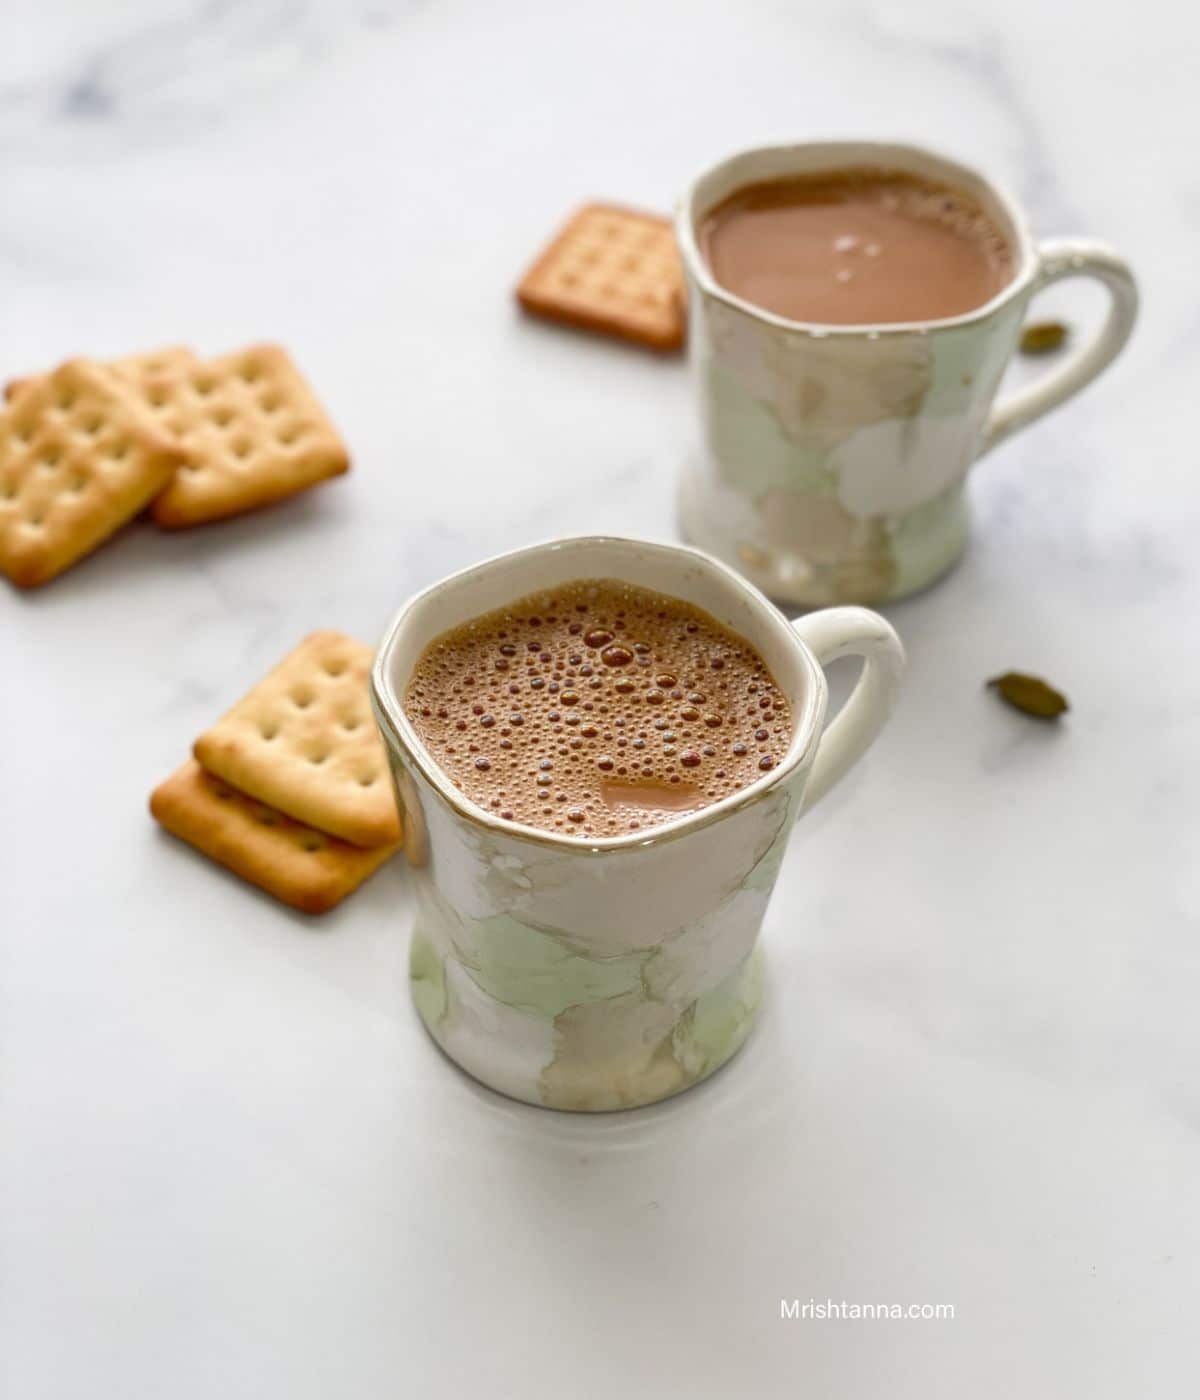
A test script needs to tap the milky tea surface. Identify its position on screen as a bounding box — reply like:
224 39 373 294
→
700 166 1013 324
404 579 794 837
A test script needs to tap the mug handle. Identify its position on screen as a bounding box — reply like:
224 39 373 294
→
981 238 1138 456
791 607 906 811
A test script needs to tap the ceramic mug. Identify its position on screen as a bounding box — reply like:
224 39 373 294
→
371 536 905 1111
676 141 1139 606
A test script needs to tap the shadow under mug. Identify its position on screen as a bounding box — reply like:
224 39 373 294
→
371 536 905 1111
676 141 1139 606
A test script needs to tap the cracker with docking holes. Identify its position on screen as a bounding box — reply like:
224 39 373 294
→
516 203 686 351
150 760 398 914
4 347 198 405
0 359 186 588
145 344 349 528
193 630 400 848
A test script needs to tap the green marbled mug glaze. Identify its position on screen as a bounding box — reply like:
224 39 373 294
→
676 142 1138 606
372 537 904 1111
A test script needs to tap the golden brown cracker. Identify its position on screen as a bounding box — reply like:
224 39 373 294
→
516 203 686 351
145 344 349 528
0 359 186 588
4 347 197 404
193 630 400 848
150 760 398 914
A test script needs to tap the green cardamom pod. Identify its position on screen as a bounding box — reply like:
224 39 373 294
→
987 672 1069 719
1019 321 1068 355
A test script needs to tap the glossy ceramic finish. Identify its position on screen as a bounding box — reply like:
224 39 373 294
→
676 141 1138 605
372 537 904 1110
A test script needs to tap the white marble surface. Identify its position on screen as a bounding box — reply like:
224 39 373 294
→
2 1 1198 1394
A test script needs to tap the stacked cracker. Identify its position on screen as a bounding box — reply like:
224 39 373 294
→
0 344 348 588
151 632 401 915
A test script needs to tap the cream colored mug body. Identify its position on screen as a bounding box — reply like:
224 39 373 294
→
676 141 1138 605
372 537 904 1111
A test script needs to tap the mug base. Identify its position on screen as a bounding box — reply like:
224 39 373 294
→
409 926 765 1112
678 470 969 607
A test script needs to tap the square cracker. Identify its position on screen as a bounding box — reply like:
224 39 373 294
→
516 203 686 351
145 344 350 528
193 630 400 848
4 347 198 404
150 760 398 915
0 359 186 588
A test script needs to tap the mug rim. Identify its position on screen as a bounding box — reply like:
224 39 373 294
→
676 138 1038 337
371 535 826 853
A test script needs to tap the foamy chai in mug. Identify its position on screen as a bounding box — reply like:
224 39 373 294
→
404 579 794 837
700 166 1014 324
